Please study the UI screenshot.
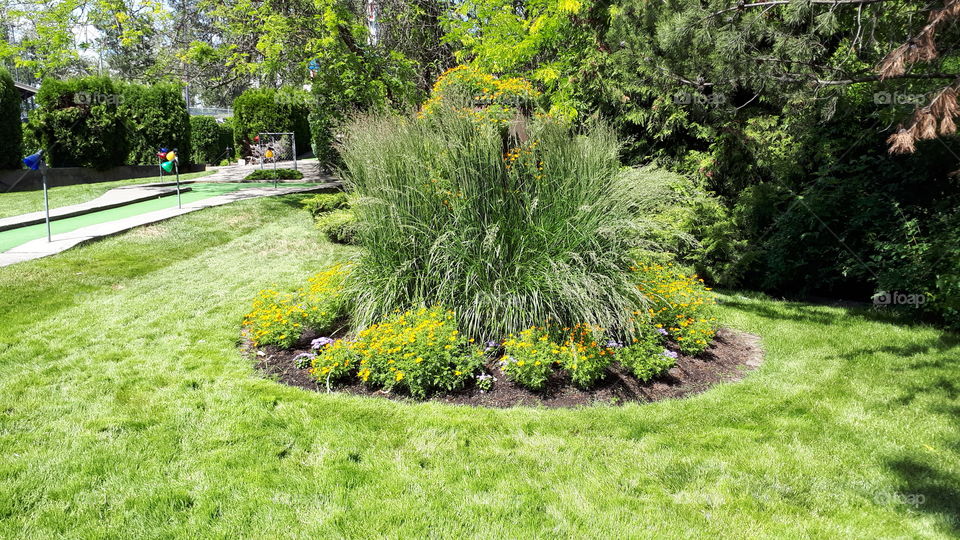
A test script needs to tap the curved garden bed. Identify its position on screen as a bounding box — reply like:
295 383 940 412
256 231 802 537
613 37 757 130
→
250 326 763 407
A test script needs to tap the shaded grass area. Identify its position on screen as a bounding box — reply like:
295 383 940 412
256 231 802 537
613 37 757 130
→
0 196 958 538
0 171 213 219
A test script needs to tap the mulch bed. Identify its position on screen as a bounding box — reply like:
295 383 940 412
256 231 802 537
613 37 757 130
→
249 327 764 408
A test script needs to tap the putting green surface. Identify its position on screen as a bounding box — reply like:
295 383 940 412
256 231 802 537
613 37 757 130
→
0 182 318 253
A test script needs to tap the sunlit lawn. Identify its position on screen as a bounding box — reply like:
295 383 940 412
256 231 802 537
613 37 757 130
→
0 194 957 538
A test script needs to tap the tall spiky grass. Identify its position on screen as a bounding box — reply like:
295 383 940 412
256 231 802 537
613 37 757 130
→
338 110 670 339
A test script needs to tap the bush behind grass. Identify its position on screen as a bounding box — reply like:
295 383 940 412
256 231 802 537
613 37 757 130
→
339 111 678 339
244 168 304 181
0 67 22 170
316 209 359 245
302 192 349 217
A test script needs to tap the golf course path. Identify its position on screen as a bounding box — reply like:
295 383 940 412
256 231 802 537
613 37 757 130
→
0 182 337 267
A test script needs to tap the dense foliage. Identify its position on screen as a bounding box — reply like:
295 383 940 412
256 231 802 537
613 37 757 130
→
27 76 193 169
30 76 129 169
189 116 233 165
120 82 191 166
0 67 22 170
9 0 958 329
232 88 310 160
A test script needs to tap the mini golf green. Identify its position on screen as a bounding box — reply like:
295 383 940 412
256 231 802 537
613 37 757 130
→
0 182 318 253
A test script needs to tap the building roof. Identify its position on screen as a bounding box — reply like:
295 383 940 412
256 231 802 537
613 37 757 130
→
13 81 38 99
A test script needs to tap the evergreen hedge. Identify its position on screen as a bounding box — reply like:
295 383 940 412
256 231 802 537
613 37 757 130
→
232 87 310 159
0 68 23 170
190 115 233 165
120 82 191 167
29 77 191 169
31 76 129 169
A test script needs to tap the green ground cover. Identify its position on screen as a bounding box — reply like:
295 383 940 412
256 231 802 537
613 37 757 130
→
0 195 956 538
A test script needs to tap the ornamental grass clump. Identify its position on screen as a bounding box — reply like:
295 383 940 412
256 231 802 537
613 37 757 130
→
339 109 661 340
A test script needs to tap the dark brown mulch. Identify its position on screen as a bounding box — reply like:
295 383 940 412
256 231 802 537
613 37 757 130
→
249 327 764 408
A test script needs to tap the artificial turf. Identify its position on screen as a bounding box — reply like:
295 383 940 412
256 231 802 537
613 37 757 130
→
0 171 214 220
0 194 957 538
0 182 319 252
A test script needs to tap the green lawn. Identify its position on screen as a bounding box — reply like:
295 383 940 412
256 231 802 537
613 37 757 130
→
0 171 213 219
0 195 957 538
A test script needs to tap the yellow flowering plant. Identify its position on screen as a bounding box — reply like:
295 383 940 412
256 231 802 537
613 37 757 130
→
633 262 718 355
500 324 615 390
313 306 484 399
418 65 540 124
242 289 307 349
242 265 349 349
557 323 616 389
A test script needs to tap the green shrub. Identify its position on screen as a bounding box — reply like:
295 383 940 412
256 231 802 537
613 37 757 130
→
233 87 310 158
190 115 233 165
307 48 419 169
618 332 675 382
876 210 960 330
312 307 484 398
0 68 22 170
339 110 662 339
120 82 191 166
28 77 191 169
30 76 129 169
317 209 359 245
302 192 349 217
244 168 303 181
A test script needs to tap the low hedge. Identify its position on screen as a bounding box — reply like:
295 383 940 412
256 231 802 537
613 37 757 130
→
316 209 359 245
302 192 348 217
244 168 303 181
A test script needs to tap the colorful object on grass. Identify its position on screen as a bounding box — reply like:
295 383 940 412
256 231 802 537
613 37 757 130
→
161 160 175 173
165 151 177 161
23 151 43 171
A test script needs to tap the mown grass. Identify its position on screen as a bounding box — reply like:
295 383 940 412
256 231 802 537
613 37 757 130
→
0 171 213 219
0 195 958 538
